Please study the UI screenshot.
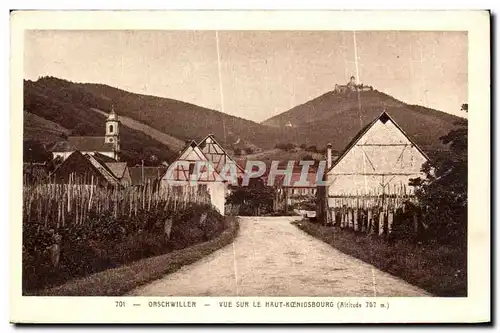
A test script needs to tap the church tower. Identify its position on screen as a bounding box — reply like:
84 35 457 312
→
105 105 120 159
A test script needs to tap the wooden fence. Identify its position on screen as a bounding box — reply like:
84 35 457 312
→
322 184 418 236
23 173 211 228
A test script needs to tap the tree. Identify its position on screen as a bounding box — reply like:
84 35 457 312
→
23 140 51 163
226 178 275 215
71 123 89 136
409 104 468 244
306 145 318 153
275 142 296 152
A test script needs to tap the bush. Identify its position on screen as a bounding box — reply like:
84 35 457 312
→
409 106 467 246
22 203 226 293
35 217 239 296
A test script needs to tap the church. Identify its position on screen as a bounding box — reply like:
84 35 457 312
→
50 107 121 161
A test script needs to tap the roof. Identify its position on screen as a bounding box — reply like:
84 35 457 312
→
268 172 320 188
178 140 205 160
93 151 117 162
50 150 118 186
50 136 115 153
105 162 128 179
85 154 120 185
327 111 430 173
129 166 168 186
165 139 223 183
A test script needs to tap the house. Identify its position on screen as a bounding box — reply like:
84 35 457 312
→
324 111 429 198
49 150 120 187
105 162 132 186
267 164 320 212
282 171 318 198
129 166 168 187
50 107 121 161
161 140 226 215
198 134 245 182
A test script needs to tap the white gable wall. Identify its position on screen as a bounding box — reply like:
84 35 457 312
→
178 145 208 161
327 117 428 197
161 143 226 215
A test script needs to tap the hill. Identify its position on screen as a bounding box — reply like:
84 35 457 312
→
23 78 179 165
262 89 465 154
89 108 185 152
24 76 464 166
23 111 71 144
76 81 282 150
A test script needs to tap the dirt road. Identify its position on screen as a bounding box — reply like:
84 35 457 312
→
128 216 430 296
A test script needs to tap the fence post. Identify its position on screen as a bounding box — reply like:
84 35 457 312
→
388 209 394 234
378 209 384 236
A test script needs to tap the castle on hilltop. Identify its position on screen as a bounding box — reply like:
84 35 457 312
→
334 76 373 93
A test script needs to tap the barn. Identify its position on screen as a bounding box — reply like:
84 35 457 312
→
326 111 429 198
316 111 430 228
325 111 429 198
49 150 120 187
160 141 226 215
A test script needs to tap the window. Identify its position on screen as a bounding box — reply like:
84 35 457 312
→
198 184 208 195
109 125 114 133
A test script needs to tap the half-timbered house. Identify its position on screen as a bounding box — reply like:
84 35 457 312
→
198 134 245 182
160 141 226 214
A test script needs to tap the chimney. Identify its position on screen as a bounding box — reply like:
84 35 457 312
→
326 143 332 169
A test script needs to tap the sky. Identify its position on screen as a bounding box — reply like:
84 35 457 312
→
24 30 468 122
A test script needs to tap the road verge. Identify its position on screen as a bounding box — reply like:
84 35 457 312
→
36 216 239 296
291 219 466 296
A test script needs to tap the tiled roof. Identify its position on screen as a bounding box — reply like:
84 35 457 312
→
268 172 320 188
93 151 117 162
50 151 117 186
129 166 168 186
105 162 128 179
85 154 120 185
50 136 114 153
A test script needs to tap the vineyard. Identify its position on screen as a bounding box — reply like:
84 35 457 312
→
22 174 226 293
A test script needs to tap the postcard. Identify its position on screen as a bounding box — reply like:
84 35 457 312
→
10 10 490 324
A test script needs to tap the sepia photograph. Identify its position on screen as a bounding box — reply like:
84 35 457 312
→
10 10 490 324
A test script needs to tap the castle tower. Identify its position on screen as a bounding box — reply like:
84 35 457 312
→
105 105 120 159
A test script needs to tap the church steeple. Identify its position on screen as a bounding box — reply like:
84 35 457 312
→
105 104 120 160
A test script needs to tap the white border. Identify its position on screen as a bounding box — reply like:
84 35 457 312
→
9 10 491 324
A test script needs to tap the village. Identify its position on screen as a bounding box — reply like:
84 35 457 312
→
24 99 429 233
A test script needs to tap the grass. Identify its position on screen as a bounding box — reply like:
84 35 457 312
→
34 217 239 296
291 219 467 297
